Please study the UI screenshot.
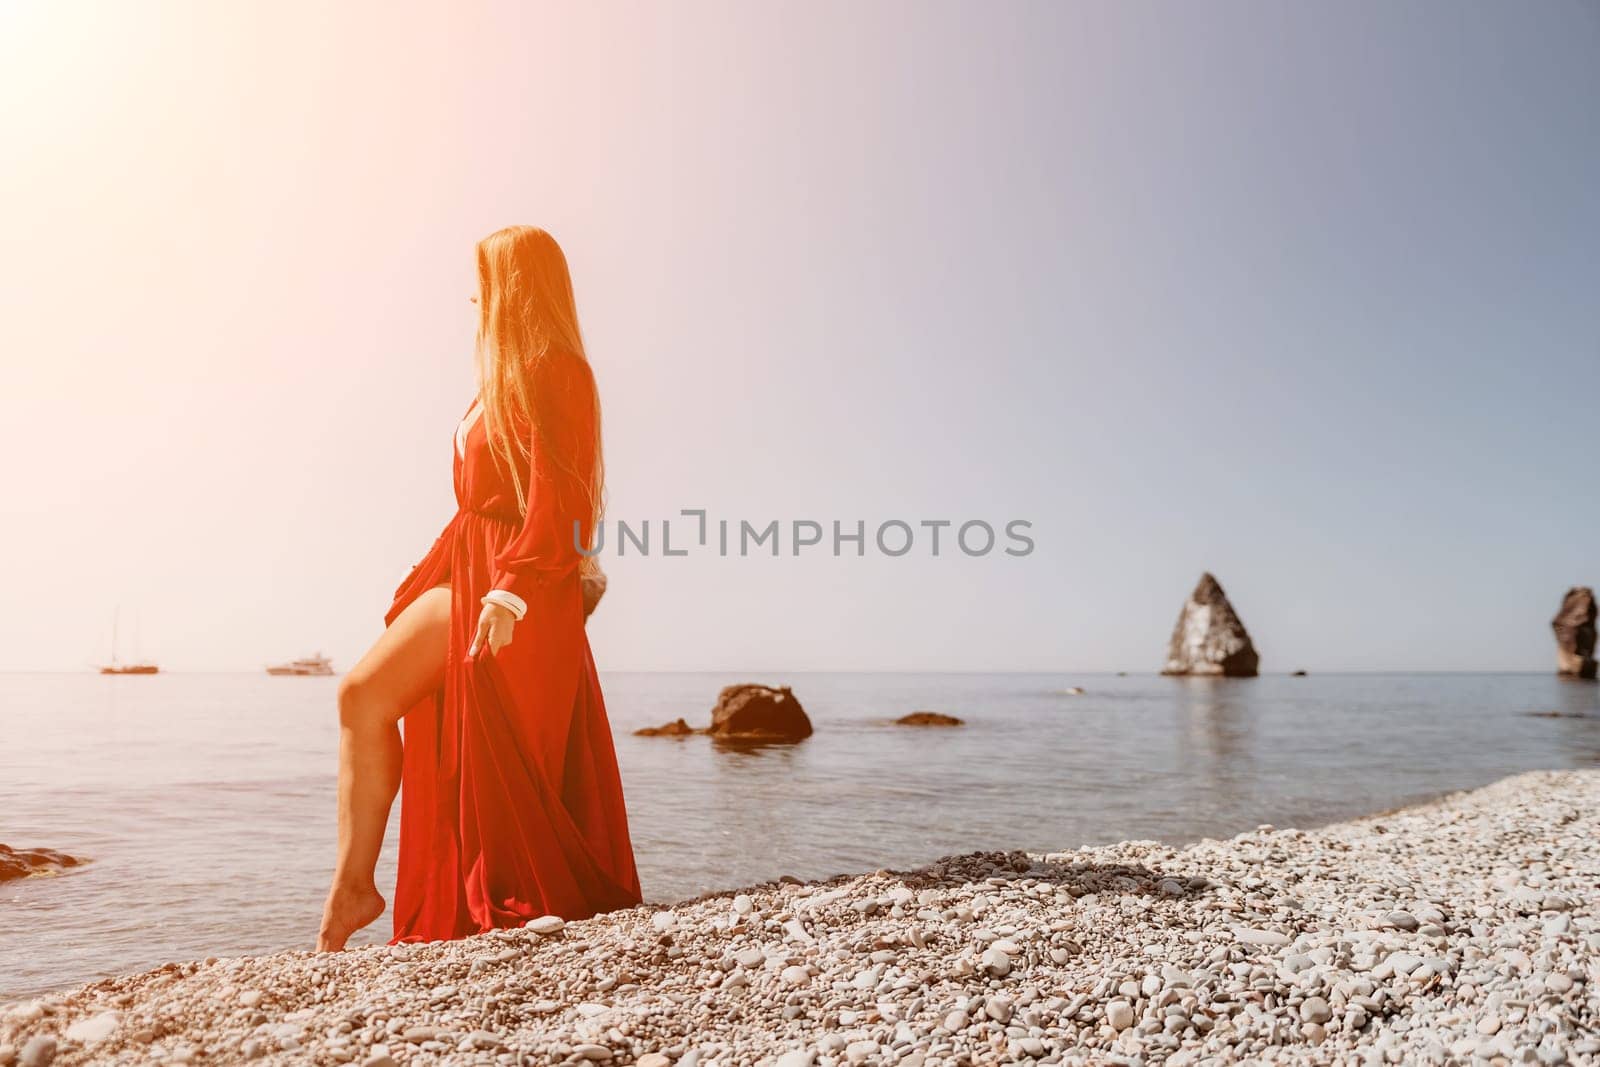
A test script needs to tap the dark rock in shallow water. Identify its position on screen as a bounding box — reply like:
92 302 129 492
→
895 711 964 727
1291 670 1308 677
1161 573 1260 677
709 684 813 742
0 844 84 882
1552 587 1597 679
634 717 696 737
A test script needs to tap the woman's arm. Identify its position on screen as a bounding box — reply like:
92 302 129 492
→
471 353 598 657
491 354 598 599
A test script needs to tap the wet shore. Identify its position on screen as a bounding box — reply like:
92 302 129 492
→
2 770 1596 1066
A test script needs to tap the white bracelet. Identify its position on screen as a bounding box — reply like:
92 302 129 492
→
481 589 527 621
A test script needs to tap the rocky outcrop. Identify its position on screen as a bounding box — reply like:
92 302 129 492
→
634 718 697 737
895 711 964 727
1552 587 1597 679
0 844 84 882
1161 573 1260 677
708 684 813 742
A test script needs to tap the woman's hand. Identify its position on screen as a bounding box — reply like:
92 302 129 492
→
469 601 516 657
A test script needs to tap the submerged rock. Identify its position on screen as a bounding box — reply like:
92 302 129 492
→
709 684 813 742
895 711 964 727
0 844 84 882
1551 587 1597 679
634 718 697 737
1161 573 1260 677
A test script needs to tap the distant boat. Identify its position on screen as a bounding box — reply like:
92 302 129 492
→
100 663 159 675
267 652 335 676
99 606 159 675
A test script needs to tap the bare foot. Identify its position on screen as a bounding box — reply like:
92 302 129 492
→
317 882 386 951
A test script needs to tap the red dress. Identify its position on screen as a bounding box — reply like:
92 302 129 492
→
383 354 641 943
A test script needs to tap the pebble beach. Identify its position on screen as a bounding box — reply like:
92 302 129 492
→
3 770 1596 1067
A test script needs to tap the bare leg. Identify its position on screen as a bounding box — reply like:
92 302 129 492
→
317 584 452 951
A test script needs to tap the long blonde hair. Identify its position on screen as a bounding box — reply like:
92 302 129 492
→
474 226 604 573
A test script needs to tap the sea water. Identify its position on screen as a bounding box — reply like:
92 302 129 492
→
2 670 1596 997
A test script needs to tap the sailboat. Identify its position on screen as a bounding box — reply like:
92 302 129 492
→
99 606 160 675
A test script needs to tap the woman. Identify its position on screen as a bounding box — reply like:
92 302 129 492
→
317 226 642 951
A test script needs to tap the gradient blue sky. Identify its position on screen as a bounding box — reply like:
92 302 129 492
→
2 1 1596 672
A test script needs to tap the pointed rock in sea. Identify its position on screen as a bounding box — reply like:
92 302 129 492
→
1162 572 1260 677
1551 586 1597 679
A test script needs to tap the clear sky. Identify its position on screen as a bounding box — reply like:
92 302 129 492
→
2 1 1596 673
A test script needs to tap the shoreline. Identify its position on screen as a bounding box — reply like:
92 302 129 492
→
2 771 1596 1066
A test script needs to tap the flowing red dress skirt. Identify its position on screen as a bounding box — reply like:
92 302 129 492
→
382 400 641 943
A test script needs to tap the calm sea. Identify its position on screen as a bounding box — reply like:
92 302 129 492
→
2 671 1597 998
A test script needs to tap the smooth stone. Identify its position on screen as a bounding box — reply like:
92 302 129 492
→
844 1041 881 1063
1389 952 1424 976
1301 997 1332 1024
1012 1036 1045 1057
1234 928 1291 947
981 947 1012 976
524 915 565 935
64 1012 118 1044
1107 999 1136 1030
572 1044 613 1061
1162 964 1194 987
18 1038 55 1067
